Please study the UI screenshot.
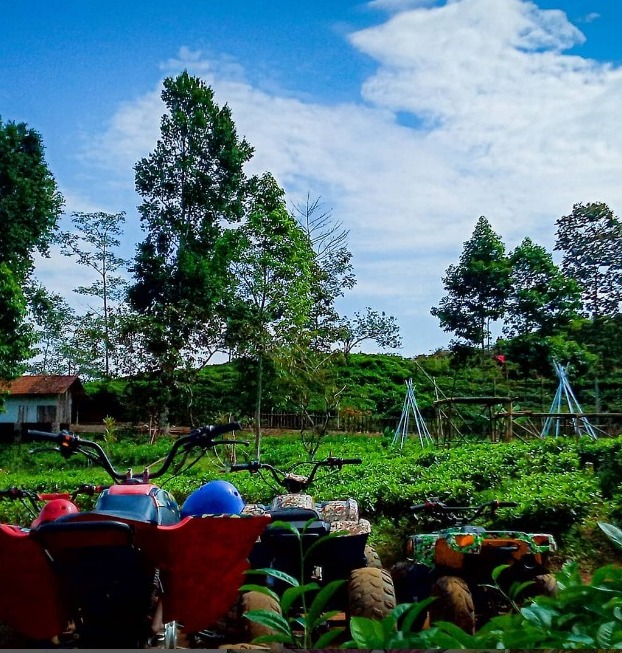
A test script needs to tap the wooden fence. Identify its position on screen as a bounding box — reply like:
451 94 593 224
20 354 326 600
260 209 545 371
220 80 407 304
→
259 413 398 434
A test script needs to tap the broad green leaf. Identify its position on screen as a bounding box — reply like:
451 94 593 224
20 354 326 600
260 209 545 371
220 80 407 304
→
269 519 302 539
244 609 292 638
238 584 280 602
401 596 436 633
491 563 511 582
252 633 294 645
597 620 620 647
306 579 345 628
598 522 622 550
434 619 478 647
521 603 556 628
511 579 536 600
312 626 345 649
247 567 299 587
280 583 317 615
349 616 386 648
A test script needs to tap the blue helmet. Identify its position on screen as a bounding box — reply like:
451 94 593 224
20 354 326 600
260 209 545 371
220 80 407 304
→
181 480 244 517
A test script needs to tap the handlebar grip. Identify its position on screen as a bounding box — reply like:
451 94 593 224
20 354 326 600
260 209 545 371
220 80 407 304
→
341 458 362 465
0 488 21 499
230 461 260 472
190 422 242 445
27 430 62 443
208 422 242 437
230 463 252 471
495 501 518 508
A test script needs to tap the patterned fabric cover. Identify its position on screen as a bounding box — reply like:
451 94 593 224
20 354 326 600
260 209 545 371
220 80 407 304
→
328 518 371 535
241 504 268 516
317 498 359 523
270 494 315 510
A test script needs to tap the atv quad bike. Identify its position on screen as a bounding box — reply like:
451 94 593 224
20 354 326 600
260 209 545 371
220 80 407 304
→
229 458 396 624
391 499 557 633
0 424 269 648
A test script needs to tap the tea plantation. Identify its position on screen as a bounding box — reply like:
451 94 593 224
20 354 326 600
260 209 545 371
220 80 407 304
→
1 430 621 572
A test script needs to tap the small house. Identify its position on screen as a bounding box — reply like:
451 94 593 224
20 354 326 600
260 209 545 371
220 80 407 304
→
0 375 86 438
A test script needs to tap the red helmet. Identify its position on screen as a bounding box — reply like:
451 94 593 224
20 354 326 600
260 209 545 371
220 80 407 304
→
31 499 79 529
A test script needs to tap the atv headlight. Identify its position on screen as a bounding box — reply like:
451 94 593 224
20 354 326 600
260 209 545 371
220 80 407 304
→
453 534 475 548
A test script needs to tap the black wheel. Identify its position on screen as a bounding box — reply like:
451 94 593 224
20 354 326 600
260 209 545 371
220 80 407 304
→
390 561 431 604
348 567 396 620
429 575 475 634
364 544 382 569
240 590 282 649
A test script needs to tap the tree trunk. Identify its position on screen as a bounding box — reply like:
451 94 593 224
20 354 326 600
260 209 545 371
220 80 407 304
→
254 355 263 460
594 376 601 413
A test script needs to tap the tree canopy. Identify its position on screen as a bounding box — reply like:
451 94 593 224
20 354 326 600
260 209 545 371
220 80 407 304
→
128 72 254 409
555 202 622 318
0 118 63 383
431 216 511 351
504 237 581 338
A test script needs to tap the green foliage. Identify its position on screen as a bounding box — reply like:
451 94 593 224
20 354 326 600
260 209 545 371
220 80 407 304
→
505 236 582 338
556 201 622 318
337 308 402 361
344 559 622 649
431 216 511 351
241 520 346 649
56 211 129 377
25 284 83 376
0 118 63 280
0 264 31 383
129 71 253 422
2 431 622 568
102 416 118 443
226 172 316 456
0 118 63 386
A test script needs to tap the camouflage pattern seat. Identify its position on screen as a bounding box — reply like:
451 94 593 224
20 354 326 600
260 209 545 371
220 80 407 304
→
317 499 359 523
270 494 315 511
326 518 371 535
241 504 268 516
316 499 370 535
241 494 316 517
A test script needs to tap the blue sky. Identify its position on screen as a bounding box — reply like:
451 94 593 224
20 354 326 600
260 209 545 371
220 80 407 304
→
2 0 622 357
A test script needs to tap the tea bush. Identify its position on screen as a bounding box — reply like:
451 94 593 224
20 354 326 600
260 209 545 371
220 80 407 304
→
1 431 621 568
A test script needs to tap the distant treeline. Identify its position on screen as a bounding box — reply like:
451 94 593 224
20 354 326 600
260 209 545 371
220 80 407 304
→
79 352 622 434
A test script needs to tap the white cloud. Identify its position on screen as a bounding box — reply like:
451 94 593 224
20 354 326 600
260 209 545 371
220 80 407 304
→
72 0 622 354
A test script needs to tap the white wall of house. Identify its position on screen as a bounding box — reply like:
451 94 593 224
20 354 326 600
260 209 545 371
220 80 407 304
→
0 395 67 425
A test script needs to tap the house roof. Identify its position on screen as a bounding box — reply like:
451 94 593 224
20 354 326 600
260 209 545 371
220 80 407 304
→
1 375 85 397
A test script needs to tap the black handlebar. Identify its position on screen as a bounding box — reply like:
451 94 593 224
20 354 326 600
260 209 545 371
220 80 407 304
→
27 422 243 483
411 499 518 523
229 456 362 492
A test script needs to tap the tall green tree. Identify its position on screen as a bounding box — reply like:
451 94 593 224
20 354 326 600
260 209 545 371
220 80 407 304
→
226 173 315 457
270 197 357 457
504 237 582 338
555 202 622 318
25 284 79 375
431 216 511 351
0 118 63 384
0 265 31 382
337 308 402 362
57 211 128 376
128 72 253 429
